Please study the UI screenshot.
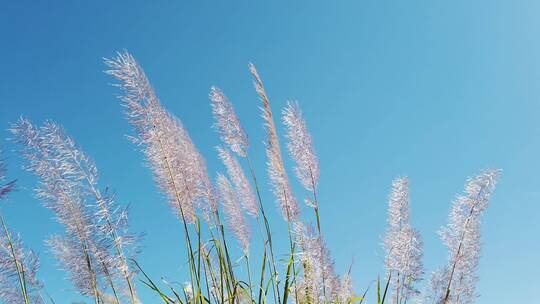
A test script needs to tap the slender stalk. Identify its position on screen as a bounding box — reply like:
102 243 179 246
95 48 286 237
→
245 255 255 303
201 247 213 303
0 216 30 304
101 261 121 304
196 218 203 304
215 210 237 292
283 200 298 304
309 167 326 301
245 153 281 304
209 220 235 302
258 242 268 304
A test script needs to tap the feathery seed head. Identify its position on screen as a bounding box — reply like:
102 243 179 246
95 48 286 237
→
294 222 340 304
0 228 42 303
216 146 258 217
427 169 500 304
249 63 299 221
10 118 98 244
216 173 251 255
106 51 218 225
47 236 99 296
10 117 140 300
282 101 320 193
210 87 249 157
383 177 424 302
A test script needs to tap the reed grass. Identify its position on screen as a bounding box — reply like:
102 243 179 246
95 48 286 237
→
0 52 501 304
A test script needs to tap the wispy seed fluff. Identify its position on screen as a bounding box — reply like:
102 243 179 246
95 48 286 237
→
294 223 343 304
210 87 249 157
216 173 250 255
249 63 299 221
426 169 500 304
105 51 216 224
10 118 106 296
10 118 140 300
383 177 424 303
0 230 42 304
282 101 320 193
217 146 258 217
0 157 42 304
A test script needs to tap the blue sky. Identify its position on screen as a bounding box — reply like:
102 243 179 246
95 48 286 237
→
1 1 539 303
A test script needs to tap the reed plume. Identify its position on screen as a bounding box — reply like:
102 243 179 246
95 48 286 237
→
216 173 251 255
10 118 140 303
426 169 500 304
210 87 249 158
0 52 506 304
282 101 320 194
106 51 223 303
383 177 424 304
249 63 299 222
209 77 282 303
105 51 216 225
0 153 42 304
10 119 104 299
0 230 42 304
336 271 354 304
294 223 343 304
216 147 258 218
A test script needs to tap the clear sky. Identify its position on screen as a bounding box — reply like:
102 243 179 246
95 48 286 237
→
1 1 539 303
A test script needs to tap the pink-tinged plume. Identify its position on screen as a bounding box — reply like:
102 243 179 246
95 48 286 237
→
209 87 249 157
249 63 299 221
383 177 424 303
216 173 250 255
282 101 320 193
105 51 216 225
216 146 258 218
425 169 500 304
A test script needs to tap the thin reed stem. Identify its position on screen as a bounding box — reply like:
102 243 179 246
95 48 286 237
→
309 167 326 300
283 195 298 304
245 255 254 303
0 216 30 304
245 153 281 304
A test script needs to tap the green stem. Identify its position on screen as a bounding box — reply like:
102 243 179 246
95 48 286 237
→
283 197 298 304
245 154 281 304
1 216 30 304
245 255 255 303
310 167 326 301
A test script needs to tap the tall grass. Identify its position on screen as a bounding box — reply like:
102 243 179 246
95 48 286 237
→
0 51 500 304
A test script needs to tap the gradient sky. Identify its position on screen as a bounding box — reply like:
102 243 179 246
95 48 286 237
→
1 1 539 303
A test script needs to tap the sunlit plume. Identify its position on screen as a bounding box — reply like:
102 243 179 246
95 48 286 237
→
425 169 500 304
383 177 424 303
282 101 320 194
294 222 342 304
249 63 299 221
209 86 249 157
0 231 42 304
105 51 216 225
216 173 250 255
216 146 258 218
10 118 140 300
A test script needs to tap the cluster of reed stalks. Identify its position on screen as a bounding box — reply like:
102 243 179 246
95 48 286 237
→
0 51 500 304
